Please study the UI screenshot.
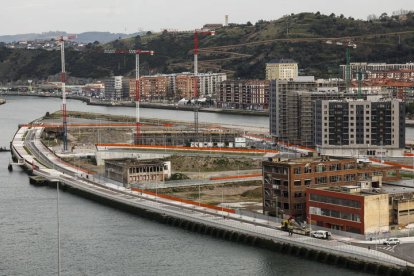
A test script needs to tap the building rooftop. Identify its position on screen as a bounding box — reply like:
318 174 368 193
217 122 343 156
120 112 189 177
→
310 183 414 196
105 158 165 167
267 58 297 64
265 156 351 165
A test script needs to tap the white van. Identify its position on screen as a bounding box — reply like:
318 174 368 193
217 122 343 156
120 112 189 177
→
311 230 332 239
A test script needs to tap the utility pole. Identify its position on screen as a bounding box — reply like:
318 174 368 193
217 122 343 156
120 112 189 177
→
104 49 155 144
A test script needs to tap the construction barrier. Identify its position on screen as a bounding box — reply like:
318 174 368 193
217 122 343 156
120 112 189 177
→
209 173 261 181
131 187 236 214
369 158 412 169
97 143 279 154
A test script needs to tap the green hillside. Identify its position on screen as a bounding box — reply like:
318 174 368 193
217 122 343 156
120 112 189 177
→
1 12 414 83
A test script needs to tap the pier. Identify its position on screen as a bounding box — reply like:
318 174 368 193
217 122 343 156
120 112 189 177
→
10 125 414 275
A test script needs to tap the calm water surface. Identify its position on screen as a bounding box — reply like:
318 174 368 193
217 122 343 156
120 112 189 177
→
0 96 368 275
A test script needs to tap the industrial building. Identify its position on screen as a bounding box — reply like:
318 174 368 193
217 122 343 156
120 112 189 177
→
307 184 390 235
262 156 400 221
104 158 171 188
265 59 298 80
307 181 414 235
217 80 270 110
314 97 405 157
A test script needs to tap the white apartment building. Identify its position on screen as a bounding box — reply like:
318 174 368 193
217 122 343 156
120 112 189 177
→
266 59 298 80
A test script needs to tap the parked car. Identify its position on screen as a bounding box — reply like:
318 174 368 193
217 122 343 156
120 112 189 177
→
383 238 400 245
311 230 332 239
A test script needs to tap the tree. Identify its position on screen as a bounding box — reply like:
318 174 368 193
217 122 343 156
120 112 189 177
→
134 35 142 49
146 31 152 36
246 21 252 26
367 14 378 21
329 13 336 18
380 12 388 21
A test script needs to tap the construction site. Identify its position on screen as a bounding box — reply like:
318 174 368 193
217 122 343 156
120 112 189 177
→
37 110 272 212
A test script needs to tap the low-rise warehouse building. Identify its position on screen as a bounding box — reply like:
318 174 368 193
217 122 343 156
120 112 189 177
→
105 158 171 188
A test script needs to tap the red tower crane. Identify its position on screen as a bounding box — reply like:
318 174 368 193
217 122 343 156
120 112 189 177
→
164 29 215 98
57 35 76 152
104 49 155 144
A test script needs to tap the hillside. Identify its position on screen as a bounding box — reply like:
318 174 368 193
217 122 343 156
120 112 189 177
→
1 12 414 83
0 31 141 44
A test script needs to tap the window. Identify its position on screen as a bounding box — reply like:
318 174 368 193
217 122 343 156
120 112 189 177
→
284 203 289 210
283 191 289 197
315 176 327 184
294 180 301 186
293 167 301 175
304 179 312 186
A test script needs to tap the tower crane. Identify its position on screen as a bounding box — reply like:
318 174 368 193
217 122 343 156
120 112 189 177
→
104 49 155 144
57 35 76 152
193 30 215 98
164 29 215 98
326 40 358 96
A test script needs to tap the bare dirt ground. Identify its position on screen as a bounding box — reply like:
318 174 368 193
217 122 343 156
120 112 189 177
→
159 182 263 212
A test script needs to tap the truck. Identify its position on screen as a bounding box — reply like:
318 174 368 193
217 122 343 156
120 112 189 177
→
281 218 311 236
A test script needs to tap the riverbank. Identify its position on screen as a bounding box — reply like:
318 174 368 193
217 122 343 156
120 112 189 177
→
0 98 5 105
1 91 269 116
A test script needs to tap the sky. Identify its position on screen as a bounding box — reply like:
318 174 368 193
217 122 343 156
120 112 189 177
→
1 0 414 35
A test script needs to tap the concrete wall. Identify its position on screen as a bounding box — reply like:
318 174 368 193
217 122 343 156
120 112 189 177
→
96 150 170 166
364 194 389 234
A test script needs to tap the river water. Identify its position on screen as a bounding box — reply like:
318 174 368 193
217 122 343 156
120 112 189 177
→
0 96 365 275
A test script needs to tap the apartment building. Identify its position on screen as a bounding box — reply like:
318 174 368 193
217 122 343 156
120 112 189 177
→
266 59 298 80
217 80 270 110
129 75 171 101
104 76 130 100
340 62 414 80
128 73 226 100
262 156 400 221
269 77 347 146
314 97 405 157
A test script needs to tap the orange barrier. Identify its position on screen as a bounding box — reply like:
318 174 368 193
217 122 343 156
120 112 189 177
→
404 153 414 157
40 140 96 175
369 158 413 170
97 143 279 154
210 173 262 181
131 187 236 214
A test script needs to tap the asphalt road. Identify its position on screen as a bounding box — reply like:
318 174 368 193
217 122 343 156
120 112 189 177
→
353 242 414 264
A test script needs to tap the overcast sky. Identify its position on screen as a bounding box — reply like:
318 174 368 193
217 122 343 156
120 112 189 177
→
1 0 413 35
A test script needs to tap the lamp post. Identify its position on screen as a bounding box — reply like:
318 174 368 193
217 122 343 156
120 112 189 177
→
274 195 278 222
376 197 380 251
